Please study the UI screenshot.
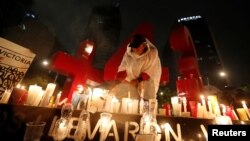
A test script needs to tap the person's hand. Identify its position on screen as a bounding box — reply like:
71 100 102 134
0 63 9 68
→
129 79 139 87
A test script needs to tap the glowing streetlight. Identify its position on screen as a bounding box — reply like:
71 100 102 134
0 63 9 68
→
42 60 49 66
219 71 226 77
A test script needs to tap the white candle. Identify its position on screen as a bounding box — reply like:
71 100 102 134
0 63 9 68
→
207 100 212 113
149 99 158 115
200 95 207 112
54 91 62 107
0 90 11 103
214 103 221 116
103 94 113 112
132 99 139 114
121 98 130 113
171 96 179 116
40 83 56 107
126 100 133 113
112 100 120 113
182 97 187 112
33 89 44 106
90 88 104 111
242 101 250 119
221 104 226 116
197 102 203 118
27 85 43 106
26 84 36 105
128 91 130 99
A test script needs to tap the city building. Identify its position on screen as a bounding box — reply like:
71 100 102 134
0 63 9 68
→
177 15 228 88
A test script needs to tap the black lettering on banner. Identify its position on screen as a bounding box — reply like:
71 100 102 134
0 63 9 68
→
208 125 250 140
0 66 24 96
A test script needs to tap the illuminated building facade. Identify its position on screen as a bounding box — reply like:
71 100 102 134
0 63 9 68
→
177 15 228 88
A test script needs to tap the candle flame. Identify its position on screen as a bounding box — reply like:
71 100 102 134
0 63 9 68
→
200 95 205 99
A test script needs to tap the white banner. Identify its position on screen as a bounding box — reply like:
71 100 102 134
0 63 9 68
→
0 37 36 98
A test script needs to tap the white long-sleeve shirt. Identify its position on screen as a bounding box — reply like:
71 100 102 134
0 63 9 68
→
118 39 162 99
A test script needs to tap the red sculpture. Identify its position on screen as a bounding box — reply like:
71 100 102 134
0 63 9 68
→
169 25 204 101
49 40 104 101
49 23 169 102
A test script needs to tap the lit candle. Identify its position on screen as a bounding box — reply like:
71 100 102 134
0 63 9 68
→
182 97 187 112
0 90 11 104
215 115 233 125
112 97 120 113
171 96 179 116
207 100 212 113
242 101 250 119
90 88 105 111
54 91 62 108
236 108 249 121
221 104 226 116
149 99 158 115
26 84 43 106
200 95 207 112
103 94 113 112
40 83 56 107
121 98 130 113
197 102 203 118
132 99 139 114
127 100 133 113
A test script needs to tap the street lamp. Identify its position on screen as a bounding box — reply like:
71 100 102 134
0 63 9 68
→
42 59 49 67
42 59 58 83
219 71 226 77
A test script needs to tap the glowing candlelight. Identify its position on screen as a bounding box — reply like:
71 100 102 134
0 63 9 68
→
242 101 250 119
121 98 131 113
40 83 56 107
200 95 207 112
207 100 212 113
127 100 133 113
128 91 130 99
215 116 233 125
182 97 187 112
112 96 120 113
197 102 203 118
54 91 62 108
171 96 180 116
236 108 249 121
221 104 226 116
0 90 11 104
90 88 105 111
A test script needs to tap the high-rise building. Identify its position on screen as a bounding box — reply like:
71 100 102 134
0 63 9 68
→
177 15 228 88
82 3 121 69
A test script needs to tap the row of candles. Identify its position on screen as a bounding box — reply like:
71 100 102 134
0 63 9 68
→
1 83 250 122
168 94 250 121
0 83 61 108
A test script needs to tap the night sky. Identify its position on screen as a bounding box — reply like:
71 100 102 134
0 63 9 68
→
2 0 250 87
